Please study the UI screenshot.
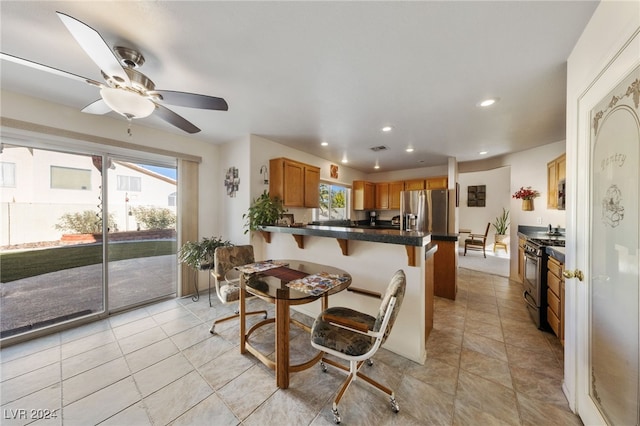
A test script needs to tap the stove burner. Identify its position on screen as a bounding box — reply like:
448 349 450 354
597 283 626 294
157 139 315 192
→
529 238 565 247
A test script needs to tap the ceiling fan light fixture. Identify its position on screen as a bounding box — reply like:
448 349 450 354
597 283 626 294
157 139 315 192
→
100 87 155 119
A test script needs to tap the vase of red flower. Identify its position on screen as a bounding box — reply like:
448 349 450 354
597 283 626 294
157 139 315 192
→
512 187 540 211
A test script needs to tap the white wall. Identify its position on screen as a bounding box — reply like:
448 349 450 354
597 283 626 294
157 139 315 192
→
458 166 511 239
218 135 252 246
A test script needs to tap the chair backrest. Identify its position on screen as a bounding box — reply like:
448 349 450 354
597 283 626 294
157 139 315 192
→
482 222 491 238
374 270 406 344
213 245 254 279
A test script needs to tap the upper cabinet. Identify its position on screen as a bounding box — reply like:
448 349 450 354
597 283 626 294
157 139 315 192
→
404 179 425 190
353 177 447 210
353 180 375 210
547 153 566 209
269 158 320 208
426 176 448 190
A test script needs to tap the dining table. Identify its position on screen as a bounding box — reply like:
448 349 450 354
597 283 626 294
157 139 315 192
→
235 259 352 389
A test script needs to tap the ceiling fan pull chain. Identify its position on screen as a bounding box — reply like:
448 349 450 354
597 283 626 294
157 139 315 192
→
127 117 133 137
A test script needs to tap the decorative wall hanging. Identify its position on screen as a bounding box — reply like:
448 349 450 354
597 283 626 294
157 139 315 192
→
330 164 339 179
467 185 486 207
224 167 240 197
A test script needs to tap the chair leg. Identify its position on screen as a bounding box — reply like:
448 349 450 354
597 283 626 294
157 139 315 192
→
320 357 399 423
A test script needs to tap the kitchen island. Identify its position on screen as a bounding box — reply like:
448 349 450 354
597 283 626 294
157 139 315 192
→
256 224 437 364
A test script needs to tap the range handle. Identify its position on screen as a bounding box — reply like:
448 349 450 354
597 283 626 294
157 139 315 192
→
523 290 538 309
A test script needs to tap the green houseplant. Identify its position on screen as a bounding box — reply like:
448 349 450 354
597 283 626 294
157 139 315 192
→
492 208 510 243
243 190 286 234
178 236 232 270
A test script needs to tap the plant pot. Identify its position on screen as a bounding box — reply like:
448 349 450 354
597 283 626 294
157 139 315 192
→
494 234 508 244
521 199 534 211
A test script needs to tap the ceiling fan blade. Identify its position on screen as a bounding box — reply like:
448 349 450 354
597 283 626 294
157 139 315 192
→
153 104 201 134
0 52 103 87
56 12 130 86
154 90 228 111
82 99 112 115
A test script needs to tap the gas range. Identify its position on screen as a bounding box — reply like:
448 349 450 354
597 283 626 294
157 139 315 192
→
522 231 566 256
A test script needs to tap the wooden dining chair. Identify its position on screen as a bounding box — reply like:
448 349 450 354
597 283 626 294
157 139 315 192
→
209 245 267 334
310 270 406 424
464 222 491 258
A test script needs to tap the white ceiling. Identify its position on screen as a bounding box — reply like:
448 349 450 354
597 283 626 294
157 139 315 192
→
0 1 599 172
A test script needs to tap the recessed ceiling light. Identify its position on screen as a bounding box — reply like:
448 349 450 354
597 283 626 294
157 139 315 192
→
479 151 488 155
381 126 393 132
406 147 414 153
374 160 380 169
341 157 348 164
478 98 499 107
321 141 328 146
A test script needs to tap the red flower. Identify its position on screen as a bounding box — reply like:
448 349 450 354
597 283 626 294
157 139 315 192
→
512 186 540 200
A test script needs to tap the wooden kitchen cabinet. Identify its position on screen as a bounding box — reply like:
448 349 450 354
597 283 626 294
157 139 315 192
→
269 158 320 207
404 179 425 190
425 176 448 190
375 183 389 209
518 237 526 282
547 255 565 345
353 180 375 210
389 181 404 209
547 153 566 209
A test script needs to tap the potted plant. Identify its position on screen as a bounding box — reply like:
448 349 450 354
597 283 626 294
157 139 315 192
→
243 191 286 236
492 208 510 243
178 236 232 271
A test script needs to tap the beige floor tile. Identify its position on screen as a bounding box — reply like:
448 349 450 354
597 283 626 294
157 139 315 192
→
455 370 520 424
463 331 508 362
117 325 168 355
62 357 130 405
125 338 180 373
460 347 513 389
133 353 194 397
62 377 141 425
1 345 59 381
198 347 255 390
1 363 61 405
397 374 455 424
171 393 239 426
99 401 151 426
62 341 122 379
217 364 278 420
144 370 213 425
181 333 235 368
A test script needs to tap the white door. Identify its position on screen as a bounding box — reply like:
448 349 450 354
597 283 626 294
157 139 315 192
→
573 33 640 424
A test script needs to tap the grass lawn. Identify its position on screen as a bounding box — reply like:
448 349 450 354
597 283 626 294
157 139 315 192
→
0 241 176 283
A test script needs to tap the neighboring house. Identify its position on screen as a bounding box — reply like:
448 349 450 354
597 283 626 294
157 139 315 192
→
0 146 176 246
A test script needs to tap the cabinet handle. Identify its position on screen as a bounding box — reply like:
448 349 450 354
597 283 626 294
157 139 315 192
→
562 269 584 281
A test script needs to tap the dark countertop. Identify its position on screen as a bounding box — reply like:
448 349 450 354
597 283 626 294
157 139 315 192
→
261 225 432 247
431 234 459 242
546 246 565 263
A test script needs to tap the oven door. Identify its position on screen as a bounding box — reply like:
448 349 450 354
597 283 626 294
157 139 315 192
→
523 251 540 304
523 251 543 328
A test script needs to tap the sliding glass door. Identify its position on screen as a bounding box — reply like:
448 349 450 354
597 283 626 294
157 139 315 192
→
0 144 178 340
106 158 177 311
0 146 105 338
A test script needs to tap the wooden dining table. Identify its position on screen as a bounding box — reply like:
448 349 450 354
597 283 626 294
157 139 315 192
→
236 259 352 389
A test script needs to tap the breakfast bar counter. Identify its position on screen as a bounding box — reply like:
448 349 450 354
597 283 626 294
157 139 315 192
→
256 224 437 364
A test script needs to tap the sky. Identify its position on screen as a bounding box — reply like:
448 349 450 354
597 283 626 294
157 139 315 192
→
140 165 177 180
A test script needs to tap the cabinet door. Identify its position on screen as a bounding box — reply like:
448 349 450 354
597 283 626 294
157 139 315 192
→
283 160 305 207
304 166 320 207
353 181 375 210
517 237 526 282
389 181 404 209
404 179 425 190
547 160 558 208
426 176 448 190
557 153 566 182
375 183 389 209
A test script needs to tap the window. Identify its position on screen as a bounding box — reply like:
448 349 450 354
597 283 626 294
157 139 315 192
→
168 192 177 207
0 162 16 187
314 183 350 221
50 166 92 190
117 175 142 192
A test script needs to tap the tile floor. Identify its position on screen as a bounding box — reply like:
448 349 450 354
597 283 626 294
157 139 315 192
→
0 268 583 425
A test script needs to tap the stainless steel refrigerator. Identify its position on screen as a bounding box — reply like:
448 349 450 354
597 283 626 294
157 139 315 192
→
400 189 450 233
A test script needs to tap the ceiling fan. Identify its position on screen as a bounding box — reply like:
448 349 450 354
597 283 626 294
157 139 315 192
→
1 11 228 134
